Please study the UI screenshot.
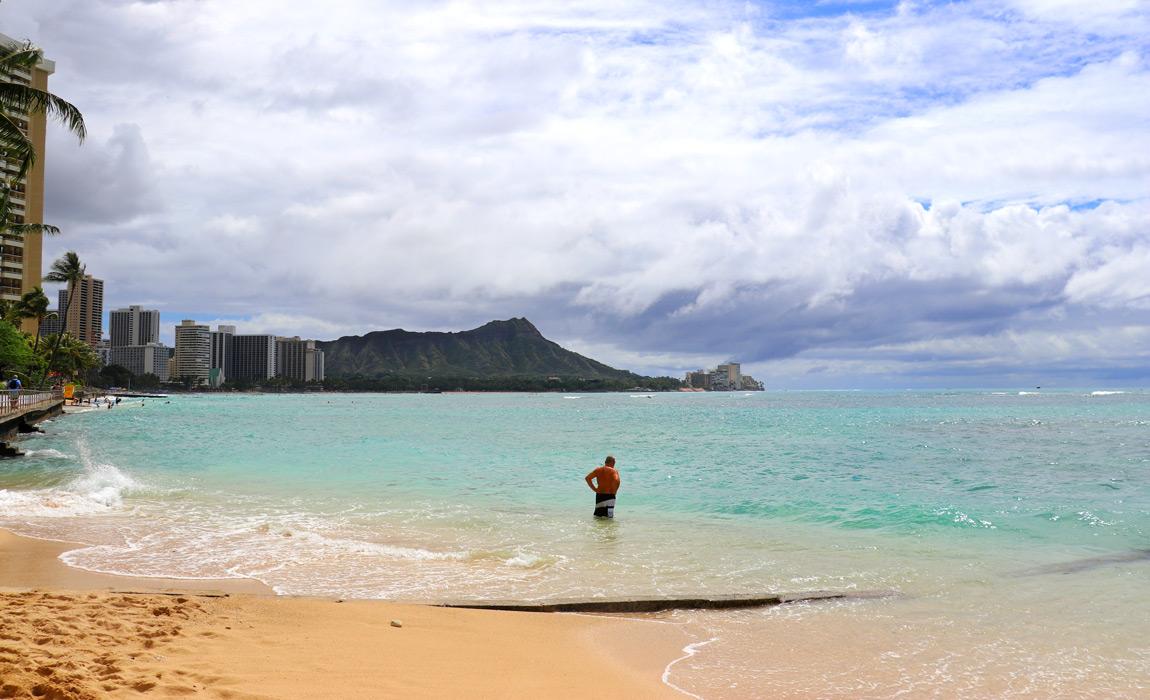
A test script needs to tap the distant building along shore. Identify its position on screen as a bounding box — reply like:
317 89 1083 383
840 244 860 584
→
684 362 764 391
108 305 168 381
34 297 329 388
175 320 325 388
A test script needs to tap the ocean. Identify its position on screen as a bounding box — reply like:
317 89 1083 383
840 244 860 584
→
2 391 1148 697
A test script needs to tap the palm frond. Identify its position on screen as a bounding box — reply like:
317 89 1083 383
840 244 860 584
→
6 223 62 236
44 250 85 283
0 114 35 181
0 82 86 142
0 44 44 73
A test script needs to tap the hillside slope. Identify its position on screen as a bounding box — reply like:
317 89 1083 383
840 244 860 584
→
317 318 637 380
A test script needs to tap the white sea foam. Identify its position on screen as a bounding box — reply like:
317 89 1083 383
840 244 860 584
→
23 448 70 459
1018 391 1040 395
496 549 565 569
663 637 719 699
1091 391 1126 396
283 530 469 561
0 463 138 517
563 395 582 399
503 552 543 567
0 438 139 517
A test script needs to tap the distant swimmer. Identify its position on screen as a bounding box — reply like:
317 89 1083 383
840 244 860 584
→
585 455 620 518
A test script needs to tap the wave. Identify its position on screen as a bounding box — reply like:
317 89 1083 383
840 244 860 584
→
0 464 138 517
0 438 139 518
23 448 71 459
467 547 565 569
1018 391 1041 395
302 532 469 562
1091 391 1126 396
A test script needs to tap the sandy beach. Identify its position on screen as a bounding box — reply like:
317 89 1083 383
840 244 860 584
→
0 529 686 699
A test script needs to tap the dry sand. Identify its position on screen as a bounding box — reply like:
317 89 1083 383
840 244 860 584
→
0 530 688 699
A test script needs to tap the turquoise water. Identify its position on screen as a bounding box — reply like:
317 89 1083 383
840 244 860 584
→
2 391 1148 696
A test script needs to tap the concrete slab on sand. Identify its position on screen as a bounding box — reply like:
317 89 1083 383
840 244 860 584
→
441 589 897 613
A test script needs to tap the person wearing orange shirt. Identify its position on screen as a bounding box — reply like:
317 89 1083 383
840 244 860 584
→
585 455 620 518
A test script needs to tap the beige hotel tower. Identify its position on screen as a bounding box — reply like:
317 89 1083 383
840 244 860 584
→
0 33 54 334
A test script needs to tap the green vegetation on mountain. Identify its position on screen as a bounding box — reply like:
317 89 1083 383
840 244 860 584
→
318 318 679 390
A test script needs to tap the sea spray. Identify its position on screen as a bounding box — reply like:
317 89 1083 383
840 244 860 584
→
0 437 138 517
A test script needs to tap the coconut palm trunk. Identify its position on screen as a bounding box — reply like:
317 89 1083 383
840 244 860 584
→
41 252 85 387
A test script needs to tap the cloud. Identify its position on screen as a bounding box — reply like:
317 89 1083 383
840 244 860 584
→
44 123 162 226
1 0 1148 385
154 313 363 347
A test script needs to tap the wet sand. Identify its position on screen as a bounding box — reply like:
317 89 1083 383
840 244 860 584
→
0 529 686 698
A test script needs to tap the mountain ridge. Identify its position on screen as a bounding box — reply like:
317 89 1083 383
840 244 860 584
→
317 317 641 380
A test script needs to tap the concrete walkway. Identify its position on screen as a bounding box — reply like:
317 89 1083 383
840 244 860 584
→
0 390 64 448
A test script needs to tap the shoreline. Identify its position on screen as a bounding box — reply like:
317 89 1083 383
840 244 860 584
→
0 528 274 595
0 528 691 698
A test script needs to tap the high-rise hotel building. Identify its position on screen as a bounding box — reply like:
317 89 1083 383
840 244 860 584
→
108 305 167 380
209 325 235 387
230 334 277 382
275 336 325 383
57 276 104 346
173 320 210 384
0 34 54 334
110 305 160 347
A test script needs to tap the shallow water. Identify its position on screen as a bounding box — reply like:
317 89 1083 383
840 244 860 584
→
2 391 1148 696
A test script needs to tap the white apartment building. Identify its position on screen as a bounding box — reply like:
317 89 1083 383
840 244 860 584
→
108 343 170 382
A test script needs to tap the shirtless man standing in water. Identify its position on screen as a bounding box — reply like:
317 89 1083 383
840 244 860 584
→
585 456 620 518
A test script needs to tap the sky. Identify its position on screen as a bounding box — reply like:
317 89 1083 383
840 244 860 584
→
1 0 1149 388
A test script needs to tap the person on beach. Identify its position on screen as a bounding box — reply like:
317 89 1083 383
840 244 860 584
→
585 456 620 518
7 375 21 409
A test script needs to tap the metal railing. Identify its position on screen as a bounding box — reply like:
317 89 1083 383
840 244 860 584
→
1 388 64 416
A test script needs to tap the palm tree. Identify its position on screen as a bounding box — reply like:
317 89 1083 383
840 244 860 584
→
40 251 84 386
50 333 99 383
1 39 86 182
0 298 17 324
1 38 85 325
16 285 50 351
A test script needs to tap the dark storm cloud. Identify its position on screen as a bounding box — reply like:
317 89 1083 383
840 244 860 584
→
44 124 162 226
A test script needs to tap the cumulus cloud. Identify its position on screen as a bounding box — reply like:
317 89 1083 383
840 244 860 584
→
1 0 1148 385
